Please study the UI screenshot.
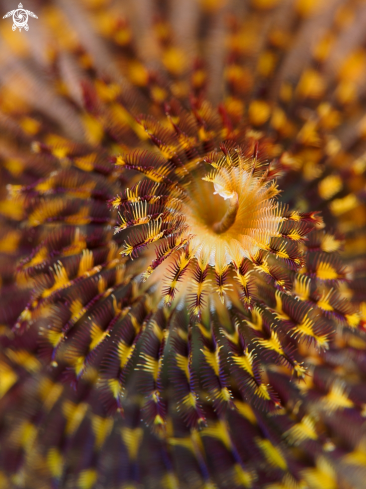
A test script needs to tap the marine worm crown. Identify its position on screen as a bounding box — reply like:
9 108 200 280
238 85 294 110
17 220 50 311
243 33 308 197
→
112 128 323 315
0 1 366 488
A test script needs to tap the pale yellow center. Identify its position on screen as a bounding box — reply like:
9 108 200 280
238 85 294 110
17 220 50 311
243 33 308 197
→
182 166 283 267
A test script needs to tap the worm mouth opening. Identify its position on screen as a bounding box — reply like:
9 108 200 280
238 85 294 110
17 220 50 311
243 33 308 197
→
183 183 242 244
181 159 282 263
212 192 239 234
181 178 233 236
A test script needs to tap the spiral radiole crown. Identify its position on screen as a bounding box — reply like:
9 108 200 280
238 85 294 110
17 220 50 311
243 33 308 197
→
0 1 365 488
113 129 323 316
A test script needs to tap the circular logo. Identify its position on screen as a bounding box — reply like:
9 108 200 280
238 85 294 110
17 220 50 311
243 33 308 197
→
12 9 28 30
3 3 38 32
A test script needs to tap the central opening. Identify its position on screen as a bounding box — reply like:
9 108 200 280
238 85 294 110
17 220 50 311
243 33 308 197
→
185 180 229 233
212 191 239 234
181 175 246 255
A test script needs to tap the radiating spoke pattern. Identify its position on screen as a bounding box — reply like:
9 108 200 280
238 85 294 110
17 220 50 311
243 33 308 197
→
0 1 366 488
